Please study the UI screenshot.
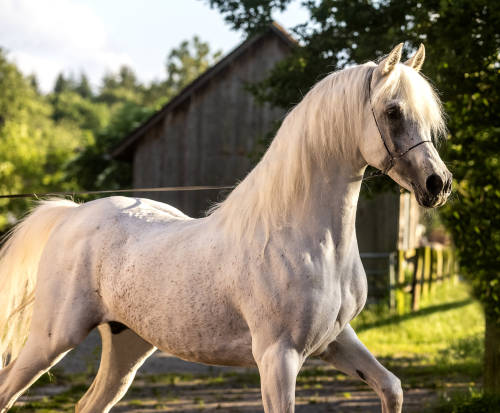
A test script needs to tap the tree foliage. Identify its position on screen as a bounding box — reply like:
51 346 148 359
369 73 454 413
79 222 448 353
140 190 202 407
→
207 0 291 33
0 49 89 229
165 36 222 95
0 36 221 230
206 0 500 392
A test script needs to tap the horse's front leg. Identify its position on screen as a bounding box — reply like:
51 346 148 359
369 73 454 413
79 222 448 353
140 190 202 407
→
321 324 403 413
254 340 302 413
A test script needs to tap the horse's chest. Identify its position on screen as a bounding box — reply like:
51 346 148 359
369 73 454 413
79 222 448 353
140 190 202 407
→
312 275 367 355
283 258 367 355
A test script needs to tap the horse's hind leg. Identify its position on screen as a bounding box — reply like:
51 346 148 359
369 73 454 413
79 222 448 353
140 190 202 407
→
0 310 94 412
320 324 403 413
0 261 103 412
76 323 155 413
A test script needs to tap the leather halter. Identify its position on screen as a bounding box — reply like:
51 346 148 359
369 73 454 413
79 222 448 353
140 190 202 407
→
367 68 432 174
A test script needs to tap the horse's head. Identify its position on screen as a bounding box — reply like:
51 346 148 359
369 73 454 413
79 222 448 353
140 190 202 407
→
359 43 452 208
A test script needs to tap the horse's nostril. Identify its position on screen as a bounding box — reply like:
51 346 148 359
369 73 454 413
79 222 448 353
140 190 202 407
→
426 174 444 197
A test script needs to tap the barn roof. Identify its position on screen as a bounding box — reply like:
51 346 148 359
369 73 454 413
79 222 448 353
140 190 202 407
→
112 22 296 160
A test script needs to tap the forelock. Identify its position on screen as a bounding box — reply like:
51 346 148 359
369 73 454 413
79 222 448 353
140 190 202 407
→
372 64 446 141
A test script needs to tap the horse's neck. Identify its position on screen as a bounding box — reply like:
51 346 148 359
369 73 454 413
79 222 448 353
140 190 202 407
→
274 161 365 258
210 91 366 258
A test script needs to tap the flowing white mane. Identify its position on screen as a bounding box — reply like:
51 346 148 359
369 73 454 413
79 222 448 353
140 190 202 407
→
209 61 445 243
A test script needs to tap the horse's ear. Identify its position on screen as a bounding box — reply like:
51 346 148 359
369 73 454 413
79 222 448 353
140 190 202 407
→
379 43 404 75
405 43 425 72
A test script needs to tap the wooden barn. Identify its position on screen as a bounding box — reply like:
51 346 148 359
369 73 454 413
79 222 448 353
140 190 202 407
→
112 23 422 300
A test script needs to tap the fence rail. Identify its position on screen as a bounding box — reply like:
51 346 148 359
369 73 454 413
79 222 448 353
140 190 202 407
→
393 246 458 314
361 247 458 313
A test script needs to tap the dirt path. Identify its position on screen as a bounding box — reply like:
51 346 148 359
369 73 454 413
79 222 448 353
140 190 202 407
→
112 372 436 413
114 356 437 413
18 351 440 412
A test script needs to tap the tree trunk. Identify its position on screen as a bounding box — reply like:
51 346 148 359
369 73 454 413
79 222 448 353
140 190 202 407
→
484 313 500 394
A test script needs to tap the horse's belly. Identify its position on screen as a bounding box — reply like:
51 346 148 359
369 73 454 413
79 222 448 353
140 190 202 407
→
157 328 255 367
107 281 256 367
141 312 255 367
158 306 255 367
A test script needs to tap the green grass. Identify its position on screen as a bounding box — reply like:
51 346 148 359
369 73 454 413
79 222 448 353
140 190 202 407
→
353 281 484 362
351 281 485 392
10 386 84 412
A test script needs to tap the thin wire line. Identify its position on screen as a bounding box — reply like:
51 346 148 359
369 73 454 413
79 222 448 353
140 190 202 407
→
0 185 234 200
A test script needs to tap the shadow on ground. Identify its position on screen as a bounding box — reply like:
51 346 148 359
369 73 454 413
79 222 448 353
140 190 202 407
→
16 356 452 412
356 299 473 333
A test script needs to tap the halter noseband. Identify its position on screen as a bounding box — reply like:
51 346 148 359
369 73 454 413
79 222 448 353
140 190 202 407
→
367 68 432 175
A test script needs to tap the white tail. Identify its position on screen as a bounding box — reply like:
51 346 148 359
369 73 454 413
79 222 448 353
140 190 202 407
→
0 199 78 366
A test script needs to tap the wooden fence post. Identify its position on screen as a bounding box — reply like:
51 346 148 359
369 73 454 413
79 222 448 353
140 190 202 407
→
421 246 432 301
446 248 454 283
429 248 437 297
436 248 443 285
389 252 396 310
397 250 406 315
442 248 449 282
452 250 460 284
412 248 424 311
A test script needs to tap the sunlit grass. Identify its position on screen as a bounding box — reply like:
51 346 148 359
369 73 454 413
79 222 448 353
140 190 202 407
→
353 281 484 363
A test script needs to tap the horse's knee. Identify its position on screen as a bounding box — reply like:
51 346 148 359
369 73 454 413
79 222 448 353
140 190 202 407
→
382 375 403 412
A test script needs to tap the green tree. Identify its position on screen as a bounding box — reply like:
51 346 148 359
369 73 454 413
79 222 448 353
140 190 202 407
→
206 0 290 33
51 90 109 131
27 74 39 94
66 102 155 191
75 73 93 99
164 36 222 96
143 36 222 106
206 0 500 393
440 68 500 393
98 66 143 106
53 72 70 94
0 50 88 229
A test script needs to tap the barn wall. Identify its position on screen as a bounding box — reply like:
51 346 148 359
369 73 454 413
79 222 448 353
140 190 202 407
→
133 33 289 217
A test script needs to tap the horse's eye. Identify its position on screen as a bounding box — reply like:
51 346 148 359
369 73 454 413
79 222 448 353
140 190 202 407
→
386 106 402 120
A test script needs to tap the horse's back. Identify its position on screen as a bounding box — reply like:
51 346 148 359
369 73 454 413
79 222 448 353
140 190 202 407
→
54 196 195 248
81 195 192 226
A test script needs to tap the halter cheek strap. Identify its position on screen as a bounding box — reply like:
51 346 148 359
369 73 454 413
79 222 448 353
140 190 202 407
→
367 69 432 175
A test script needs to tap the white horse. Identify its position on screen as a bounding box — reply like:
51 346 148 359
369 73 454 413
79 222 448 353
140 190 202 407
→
0 43 451 413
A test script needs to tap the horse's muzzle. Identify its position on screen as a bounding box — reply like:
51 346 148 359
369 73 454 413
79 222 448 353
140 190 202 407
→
413 172 452 208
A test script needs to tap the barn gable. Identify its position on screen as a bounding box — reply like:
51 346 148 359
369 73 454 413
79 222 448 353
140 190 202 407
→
112 23 294 218
113 22 295 162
